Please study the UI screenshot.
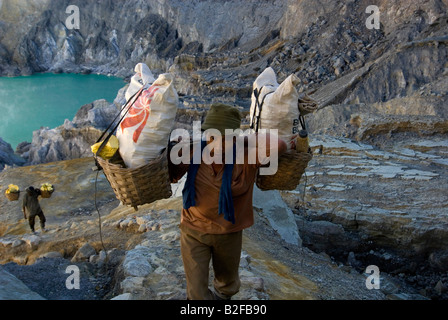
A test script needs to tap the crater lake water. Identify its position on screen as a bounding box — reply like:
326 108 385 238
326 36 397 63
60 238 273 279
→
0 73 126 149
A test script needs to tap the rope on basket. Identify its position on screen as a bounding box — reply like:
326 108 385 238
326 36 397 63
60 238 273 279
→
94 169 108 264
91 82 149 264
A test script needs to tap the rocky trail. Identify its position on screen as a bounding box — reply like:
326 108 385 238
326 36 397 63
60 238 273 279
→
1 133 446 301
0 195 387 301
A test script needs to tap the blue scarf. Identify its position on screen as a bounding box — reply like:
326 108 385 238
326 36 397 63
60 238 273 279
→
182 140 236 224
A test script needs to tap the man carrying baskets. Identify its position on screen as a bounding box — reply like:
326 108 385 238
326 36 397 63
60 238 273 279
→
22 186 47 233
177 104 287 300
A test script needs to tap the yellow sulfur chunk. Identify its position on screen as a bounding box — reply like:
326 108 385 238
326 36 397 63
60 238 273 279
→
91 135 119 160
41 183 54 192
7 184 19 193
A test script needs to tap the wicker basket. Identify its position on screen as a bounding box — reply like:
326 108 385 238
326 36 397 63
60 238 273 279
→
96 148 172 211
256 149 313 191
40 190 53 199
5 191 20 201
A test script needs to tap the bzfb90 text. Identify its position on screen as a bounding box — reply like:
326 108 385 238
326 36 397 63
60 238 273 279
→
225 304 267 315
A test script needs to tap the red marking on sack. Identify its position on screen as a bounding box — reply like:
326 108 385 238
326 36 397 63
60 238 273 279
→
121 86 160 143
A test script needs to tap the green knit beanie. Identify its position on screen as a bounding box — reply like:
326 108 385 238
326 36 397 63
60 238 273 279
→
202 103 242 135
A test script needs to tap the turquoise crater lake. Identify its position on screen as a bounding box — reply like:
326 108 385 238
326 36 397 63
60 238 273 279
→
0 73 126 149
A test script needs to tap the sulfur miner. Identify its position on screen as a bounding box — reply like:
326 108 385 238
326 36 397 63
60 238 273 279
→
22 186 47 233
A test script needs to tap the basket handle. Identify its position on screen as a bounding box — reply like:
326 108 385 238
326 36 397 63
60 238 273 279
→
250 87 274 133
298 114 307 132
94 85 146 169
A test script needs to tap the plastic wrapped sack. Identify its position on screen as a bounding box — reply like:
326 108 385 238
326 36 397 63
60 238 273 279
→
250 67 301 149
125 63 156 101
91 135 119 160
117 73 179 168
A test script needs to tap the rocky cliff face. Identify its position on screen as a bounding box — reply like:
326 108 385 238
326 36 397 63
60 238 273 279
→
17 97 123 165
0 0 286 77
3 0 444 163
0 138 25 170
1 0 447 123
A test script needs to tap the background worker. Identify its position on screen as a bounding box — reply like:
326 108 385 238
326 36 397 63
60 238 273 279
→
22 186 46 233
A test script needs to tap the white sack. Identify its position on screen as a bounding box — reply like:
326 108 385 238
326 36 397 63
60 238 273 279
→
250 67 301 149
125 63 156 101
117 72 178 168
